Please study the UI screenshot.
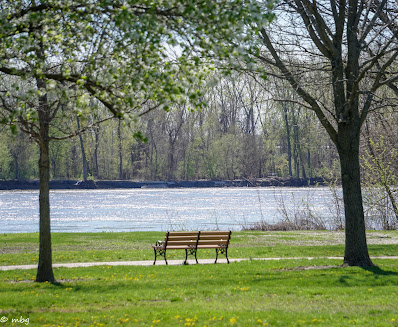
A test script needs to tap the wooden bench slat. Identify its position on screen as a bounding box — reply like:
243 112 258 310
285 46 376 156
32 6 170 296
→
200 232 230 236
164 236 198 242
153 246 196 250
198 240 229 245
197 245 228 249
166 241 198 246
200 236 229 241
168 232 198 236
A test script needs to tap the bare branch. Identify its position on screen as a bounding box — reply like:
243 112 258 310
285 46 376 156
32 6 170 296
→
259 27 338 144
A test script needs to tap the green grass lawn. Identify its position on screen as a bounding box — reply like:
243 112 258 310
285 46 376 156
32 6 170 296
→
1 231 398 326
2 230 398 266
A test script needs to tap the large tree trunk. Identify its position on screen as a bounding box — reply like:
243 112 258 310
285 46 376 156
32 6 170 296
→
35 79 55 283
337 124 374 267
338 2 373 267
36 137 55 282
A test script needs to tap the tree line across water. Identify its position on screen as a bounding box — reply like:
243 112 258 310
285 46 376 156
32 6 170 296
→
0 73 396 187
0 74 334 181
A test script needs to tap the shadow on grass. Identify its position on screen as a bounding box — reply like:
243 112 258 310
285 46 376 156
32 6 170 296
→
361 266 398 276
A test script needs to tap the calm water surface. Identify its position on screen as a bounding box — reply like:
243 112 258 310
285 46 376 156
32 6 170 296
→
0 187 337 233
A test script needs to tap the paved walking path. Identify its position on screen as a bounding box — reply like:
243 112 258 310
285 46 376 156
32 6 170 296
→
2 256 398 271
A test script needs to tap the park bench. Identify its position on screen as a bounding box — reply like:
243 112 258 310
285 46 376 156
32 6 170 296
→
152 231 232 265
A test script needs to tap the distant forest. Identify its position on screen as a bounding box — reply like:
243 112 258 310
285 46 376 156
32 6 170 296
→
0 73 396 185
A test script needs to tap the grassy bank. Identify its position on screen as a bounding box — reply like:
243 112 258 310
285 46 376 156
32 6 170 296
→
1 231 398 326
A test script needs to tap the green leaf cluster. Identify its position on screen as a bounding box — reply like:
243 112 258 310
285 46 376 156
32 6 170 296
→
0 0 274 139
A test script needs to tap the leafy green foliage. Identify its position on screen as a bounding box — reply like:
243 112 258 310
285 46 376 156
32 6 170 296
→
0 0 273 137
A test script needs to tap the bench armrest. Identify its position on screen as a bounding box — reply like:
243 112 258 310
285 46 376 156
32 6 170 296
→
155 240 164 247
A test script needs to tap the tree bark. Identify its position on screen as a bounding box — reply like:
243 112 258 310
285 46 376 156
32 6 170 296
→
35 79 55 283
337 124 374 266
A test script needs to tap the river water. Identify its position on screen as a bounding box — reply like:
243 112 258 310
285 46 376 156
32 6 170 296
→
0 187 339 233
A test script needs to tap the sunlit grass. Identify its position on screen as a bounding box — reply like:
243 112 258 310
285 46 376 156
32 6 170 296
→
2 231 398 325
1 259 398 326
1 230 398 266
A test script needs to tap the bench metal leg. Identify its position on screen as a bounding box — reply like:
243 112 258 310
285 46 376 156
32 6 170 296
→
184 247 198 264
184 249 188 265
215 246 229 264
153 248 167 265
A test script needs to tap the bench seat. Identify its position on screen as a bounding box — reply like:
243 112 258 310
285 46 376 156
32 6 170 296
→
152 231 232 265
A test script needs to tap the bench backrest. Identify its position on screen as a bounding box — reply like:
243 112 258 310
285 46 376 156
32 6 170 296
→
164 231 199 248
163 231 231 248
197 231 231 247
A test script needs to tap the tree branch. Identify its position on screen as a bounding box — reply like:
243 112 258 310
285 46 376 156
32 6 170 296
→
259 27 338 144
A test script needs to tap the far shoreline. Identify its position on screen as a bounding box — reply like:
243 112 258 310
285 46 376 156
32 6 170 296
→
0 177 328 190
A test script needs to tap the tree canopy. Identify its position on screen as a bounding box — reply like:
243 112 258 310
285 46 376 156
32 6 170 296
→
0 0 273 126
0 0 274 282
